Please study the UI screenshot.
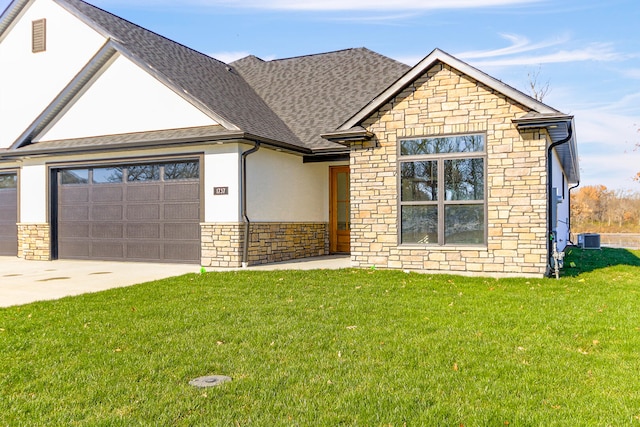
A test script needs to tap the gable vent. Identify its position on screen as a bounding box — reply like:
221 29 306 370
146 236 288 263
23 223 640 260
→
32 19 46 53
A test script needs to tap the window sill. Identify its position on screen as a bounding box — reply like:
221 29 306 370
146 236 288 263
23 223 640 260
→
398 244 487 251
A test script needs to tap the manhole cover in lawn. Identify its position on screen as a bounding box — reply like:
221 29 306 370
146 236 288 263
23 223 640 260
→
189 375 232 388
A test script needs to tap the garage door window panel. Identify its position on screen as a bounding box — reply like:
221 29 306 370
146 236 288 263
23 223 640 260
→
128 165 160 182
164 161 199 180
61 169 89 185
93 167 123 184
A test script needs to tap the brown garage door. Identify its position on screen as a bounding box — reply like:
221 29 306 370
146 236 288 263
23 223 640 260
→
0 173 18 256
56 161 201 263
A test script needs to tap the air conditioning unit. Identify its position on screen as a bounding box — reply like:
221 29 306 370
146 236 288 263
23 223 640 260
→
578 233 601 250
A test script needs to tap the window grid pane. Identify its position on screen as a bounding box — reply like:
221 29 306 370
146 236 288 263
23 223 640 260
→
164 161 199 180
401 161 438 201
444 204 485 245
401 205 438 244
93 167 123 184
401 134 485 156
127 165 160 182
61 169 89 185
444 158 484 201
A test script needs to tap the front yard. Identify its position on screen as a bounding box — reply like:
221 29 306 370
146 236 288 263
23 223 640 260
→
1 248 640 425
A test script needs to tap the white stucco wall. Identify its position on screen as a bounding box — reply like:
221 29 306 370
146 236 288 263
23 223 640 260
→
0 0 106 148
19 162 47 223
37 55 217 141
245 148 335 223
203 144 241 223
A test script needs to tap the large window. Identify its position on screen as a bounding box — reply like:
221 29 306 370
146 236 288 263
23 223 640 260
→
400 134 486 245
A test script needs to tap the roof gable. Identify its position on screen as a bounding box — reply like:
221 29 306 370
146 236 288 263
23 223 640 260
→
1 0 305 151
55 0 304 147
35 52 218 142
339 48 561 131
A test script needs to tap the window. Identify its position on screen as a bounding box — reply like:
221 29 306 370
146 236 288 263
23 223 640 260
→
400 134 486 245
32 19 46 53
164 161 199 180
60 169 89 185
0 174 17 189
92 167 123 184
127 164 160 182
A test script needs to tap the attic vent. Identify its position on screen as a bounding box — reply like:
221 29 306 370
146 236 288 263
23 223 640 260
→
32 19 46 53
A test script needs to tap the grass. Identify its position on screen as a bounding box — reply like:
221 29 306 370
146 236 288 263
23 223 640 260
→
1 247 640 426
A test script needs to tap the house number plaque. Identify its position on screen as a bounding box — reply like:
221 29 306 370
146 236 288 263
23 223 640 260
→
214 187 229 195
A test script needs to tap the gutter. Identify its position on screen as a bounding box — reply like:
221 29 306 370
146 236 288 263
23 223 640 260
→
241 141 260 268
567 182 581 245
547 124 573 275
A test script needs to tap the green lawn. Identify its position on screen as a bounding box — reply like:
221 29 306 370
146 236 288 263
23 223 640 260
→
2 247 640 426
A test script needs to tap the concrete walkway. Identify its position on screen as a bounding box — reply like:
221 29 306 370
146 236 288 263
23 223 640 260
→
0 255 351 308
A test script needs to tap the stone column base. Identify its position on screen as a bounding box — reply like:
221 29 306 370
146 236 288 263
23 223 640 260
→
17 223 51 261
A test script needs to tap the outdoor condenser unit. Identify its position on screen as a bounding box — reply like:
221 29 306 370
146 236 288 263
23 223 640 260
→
578 233 601 250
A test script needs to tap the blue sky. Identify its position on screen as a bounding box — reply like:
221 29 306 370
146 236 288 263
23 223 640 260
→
2 0 639 191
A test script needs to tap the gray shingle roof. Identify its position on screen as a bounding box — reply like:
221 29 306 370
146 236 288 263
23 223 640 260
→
230 48 411 151
54 0 304 149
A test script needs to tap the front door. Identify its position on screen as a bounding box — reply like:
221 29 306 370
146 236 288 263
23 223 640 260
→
330 166 350 253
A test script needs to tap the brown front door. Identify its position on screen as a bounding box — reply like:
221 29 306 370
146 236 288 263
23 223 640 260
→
330 166 350 253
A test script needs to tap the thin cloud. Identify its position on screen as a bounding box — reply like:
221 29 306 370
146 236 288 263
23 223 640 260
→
328 12 420 23
95 0 543 10
457 33 569 59
461 41 622 67
622 68 640 79
226 0 541 10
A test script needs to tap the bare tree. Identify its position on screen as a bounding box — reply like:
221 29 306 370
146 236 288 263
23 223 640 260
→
528 66 551 102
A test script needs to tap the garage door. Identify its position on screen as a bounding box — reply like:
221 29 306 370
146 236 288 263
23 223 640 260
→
56 160 201 263
0 173 18 256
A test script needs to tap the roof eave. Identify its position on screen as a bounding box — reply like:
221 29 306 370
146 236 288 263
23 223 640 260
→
0 0 30 42
0 130 313 160
320 127 374 146
514 115 580 185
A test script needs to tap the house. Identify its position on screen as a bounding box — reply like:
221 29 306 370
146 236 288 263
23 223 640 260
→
0 0 579 277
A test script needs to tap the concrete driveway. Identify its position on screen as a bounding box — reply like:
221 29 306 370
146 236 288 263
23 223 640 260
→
0 257 198 308
0 255 350 308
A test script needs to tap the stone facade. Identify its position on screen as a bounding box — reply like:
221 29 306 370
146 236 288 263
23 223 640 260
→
201 223 245 268
17 223 50 261
201 222 328 268
350 63 550 277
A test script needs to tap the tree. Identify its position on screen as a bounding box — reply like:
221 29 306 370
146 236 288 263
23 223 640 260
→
527 66 551 102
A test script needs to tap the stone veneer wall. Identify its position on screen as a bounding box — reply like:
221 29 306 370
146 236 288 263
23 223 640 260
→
17 223 50 261
201 222 328 268
350 63 549 277
201 223 244 268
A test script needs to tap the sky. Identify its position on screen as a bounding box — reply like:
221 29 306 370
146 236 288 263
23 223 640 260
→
2 0 639 192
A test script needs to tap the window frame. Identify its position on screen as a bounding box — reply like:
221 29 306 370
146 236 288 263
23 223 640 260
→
398 133 488 247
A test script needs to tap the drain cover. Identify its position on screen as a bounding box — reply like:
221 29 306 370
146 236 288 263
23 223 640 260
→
189 375 232 388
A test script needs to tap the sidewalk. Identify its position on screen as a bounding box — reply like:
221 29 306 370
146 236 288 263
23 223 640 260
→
0 255 350 308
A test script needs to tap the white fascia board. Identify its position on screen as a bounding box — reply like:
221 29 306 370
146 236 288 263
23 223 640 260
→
0 0 32 43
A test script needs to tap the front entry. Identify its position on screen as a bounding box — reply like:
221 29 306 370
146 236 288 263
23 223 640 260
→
330 166 350 253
